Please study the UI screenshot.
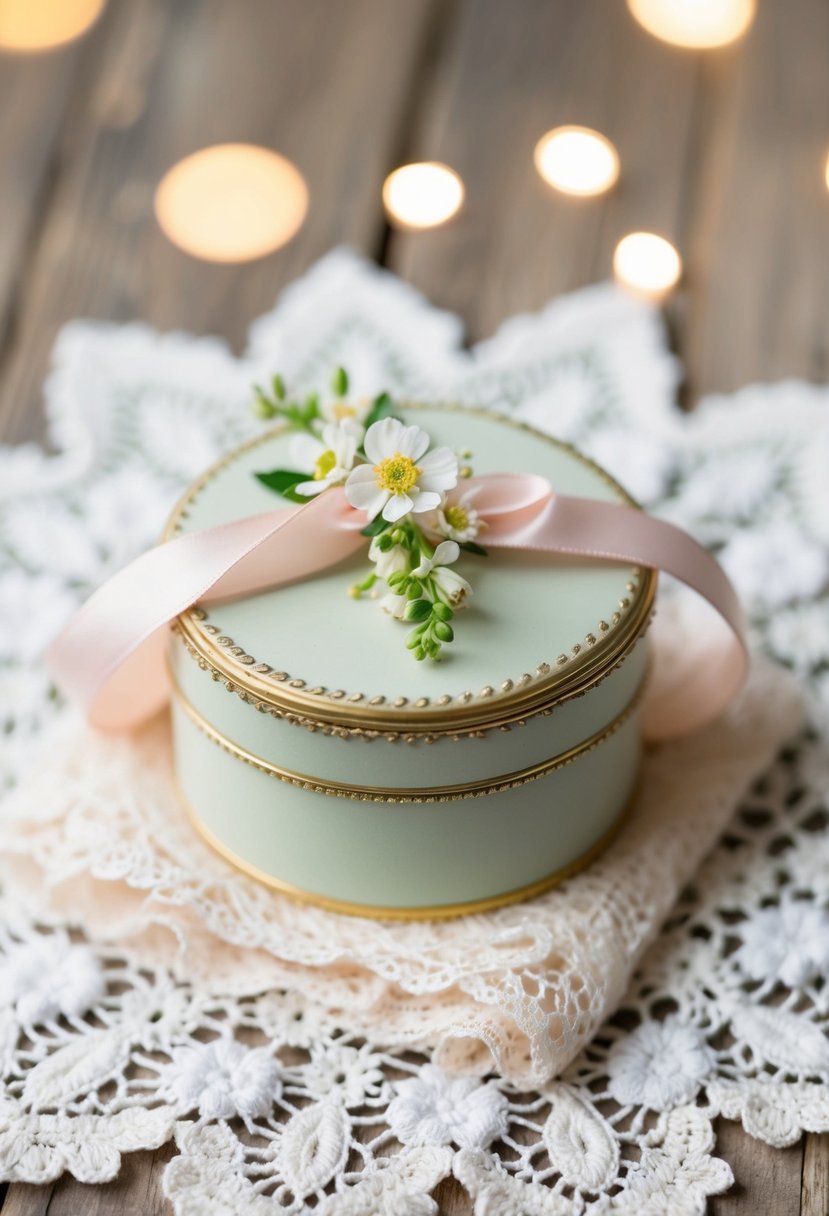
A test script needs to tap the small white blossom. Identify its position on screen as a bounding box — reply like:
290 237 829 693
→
368 535 409 581
734 904 829 988
345 418 457 523
291 420 363 497
387 1064 508 1150
415 541 472 609
163 1039 282 1121
606 1018 714 1112
319 395 374 426
0 933 106 1025
379 591 408 619
423 485 485 543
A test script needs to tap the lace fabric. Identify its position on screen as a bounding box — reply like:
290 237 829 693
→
0 249 827 1213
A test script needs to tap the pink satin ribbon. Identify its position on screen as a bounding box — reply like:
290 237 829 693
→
46 472 748 740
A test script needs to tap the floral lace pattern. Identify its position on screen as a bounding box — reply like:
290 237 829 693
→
0 249 827 1213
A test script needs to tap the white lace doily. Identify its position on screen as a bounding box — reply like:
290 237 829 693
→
1 249 828 1214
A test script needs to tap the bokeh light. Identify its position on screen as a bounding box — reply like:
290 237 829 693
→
613 232 682 297
382 162 464 230
534 126 620 197
627 0 756 49
0 0 105 52
154 144 308 263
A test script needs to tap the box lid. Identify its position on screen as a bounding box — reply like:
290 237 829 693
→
167 405 655 733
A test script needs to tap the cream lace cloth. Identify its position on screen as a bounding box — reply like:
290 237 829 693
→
0 249 827 1213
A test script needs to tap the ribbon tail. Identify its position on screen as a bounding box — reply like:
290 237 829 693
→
46 490 364 732
480 490 749 742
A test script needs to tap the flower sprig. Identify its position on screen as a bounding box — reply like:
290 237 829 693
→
251 369 487 662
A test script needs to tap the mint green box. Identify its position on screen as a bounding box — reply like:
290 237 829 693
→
167 406 654 918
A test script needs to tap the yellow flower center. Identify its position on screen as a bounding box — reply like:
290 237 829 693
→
444 505 469 531
329 402 356 420
314 449 338 480
374 453 419 495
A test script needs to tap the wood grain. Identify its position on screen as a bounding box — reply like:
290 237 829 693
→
1 1145 173 1216
802 1132 829 1216
0 0 443 443
387 0 700 346
710 1118 804 1216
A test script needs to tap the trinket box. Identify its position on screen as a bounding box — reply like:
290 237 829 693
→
166 406 655 918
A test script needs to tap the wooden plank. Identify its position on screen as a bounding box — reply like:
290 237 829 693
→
0 19 103 356
0 0 443 444
710 1118 804 1216
2 1143 173 1216
386 0 700 345
802 1132 829 1216
682 0 829 398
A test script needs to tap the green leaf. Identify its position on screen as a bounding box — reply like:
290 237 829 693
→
331 367 349 397
255 469 310 503
360 516 393 537
271 374 286 401
363 391 396 429
459 541 489 557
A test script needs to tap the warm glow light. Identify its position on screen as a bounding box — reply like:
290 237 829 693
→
382 163 464 230
628 0 755 48
154 144 308 263
0 0 105 51
613 232 682 298
534 126 620 197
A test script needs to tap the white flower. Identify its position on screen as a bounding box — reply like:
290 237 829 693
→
423 485 485 543
415 540 472 609
734 904 829 987
345 418 457 523
719 520 828 611
302 1043 386 1106
291 420 362 496
387 1064 508 1150
163 1039 281 1121
606 1018 715 1111
0 933 106 1025
369 535 409 581
319 395 374 426
379 591 408 619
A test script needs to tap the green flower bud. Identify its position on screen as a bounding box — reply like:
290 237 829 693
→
404 598 432 622
387 570 407 588
406 627 424 649
413 646 426 661
331 367 349 397
376 533 394 552
432 602 454 621
271 374 286 401
433 620 454 643
252 390 277 420
406 579 422 599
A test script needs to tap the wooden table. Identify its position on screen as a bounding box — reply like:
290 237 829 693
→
0 1 827 1211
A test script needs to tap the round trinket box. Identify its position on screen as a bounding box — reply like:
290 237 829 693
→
166 405 656 918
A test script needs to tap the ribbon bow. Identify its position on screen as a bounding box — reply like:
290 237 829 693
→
46 472 748 739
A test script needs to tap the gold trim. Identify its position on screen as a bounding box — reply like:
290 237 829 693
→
171 663 646 803
178 779 637 921
165 403 657 734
